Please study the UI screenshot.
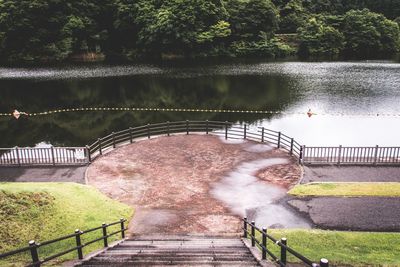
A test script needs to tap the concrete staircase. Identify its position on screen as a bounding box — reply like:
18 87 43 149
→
77 236 261 266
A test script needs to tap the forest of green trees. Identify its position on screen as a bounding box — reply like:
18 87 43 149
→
0 0 400 62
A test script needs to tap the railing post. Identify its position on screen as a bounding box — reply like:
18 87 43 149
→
51 146 55 166
338 145 342 166
261 127 265 143
374 145 379 165
290 138 294 155
225 121 228 140
186 120 189 135
102 223 108 247
262 227 267 260
129 127 133 143
299 146 303 165
243 217 247 238
320 258 329 267
75 229 83 260
120 218 125 238
277 132 281 148
29 240 40 267
112 132 116 148
206 120 209 134
86 145 91 163
244 124 247 140
280 237 287 265
251 221 255 247
147 124 150 139
98 138 102 155
167 121 170 136
16 147 21 166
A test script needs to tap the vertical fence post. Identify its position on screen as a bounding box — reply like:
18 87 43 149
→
262 227 267 260
280 238 287 265
51 146 55 166
277 132 281 148
206 120 209 134
374 145 379 165
243 217 247 238
261 127 265 143
120 218 125 238
186 120 189 135
251 221 255 247
16 147 21 166
112 132 116 148
167 121 170 136
147 124 150 139
98 138 102 155
299 146 303 165
102 223 108 247
244 124 247 140
338 145 342 166
225 121 228 140
129 127 133 143
290 138 294 155
29 240 40 267
320 258 329 267
85 145 91 163
75 229 83 260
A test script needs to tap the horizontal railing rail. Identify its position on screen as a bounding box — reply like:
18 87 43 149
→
2 120 400 166
0 219 127 267
242 218 329 267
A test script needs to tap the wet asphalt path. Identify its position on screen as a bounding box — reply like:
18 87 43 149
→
288 166 400 231
0 166 87 183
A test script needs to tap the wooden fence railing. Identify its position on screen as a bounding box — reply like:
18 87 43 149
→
243 218 329 267
86 120 302 162
0 219 127 267
1 120 399 166
303 145 400 165
0 147 89 166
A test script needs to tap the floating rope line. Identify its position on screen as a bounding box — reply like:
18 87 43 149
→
1 107 400 118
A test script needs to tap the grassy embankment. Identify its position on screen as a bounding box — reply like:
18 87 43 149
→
256 229 400 266
288 182 400 197
0 182 133 266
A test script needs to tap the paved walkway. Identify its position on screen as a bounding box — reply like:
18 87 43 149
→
302 166 400 183
86 135 302 236
0 166 87 183
288 165 400 231
289 197 400 231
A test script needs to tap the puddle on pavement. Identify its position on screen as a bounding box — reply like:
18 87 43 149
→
211 157 311 229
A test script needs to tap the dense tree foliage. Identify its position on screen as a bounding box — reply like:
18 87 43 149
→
0 0 399 62
298 17 344 58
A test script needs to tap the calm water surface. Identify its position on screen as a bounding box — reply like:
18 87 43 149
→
0 61 399 147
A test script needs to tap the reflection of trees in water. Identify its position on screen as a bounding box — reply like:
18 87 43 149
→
0 74 299 146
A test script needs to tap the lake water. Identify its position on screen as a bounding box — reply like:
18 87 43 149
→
0 61 399 147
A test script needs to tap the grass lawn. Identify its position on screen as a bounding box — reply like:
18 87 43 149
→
0 182 133 266
288 182 400 197
254 229 400 266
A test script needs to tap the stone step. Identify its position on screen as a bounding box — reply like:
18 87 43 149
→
81 263 259 267
108 247 250 253
120 241 244 246
102 251 252 256
81 260 259 266
92 255 256 261
77 236 261 267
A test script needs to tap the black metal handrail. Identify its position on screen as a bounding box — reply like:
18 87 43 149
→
0 218 127 267
86 120 302 163
242 218 329 267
